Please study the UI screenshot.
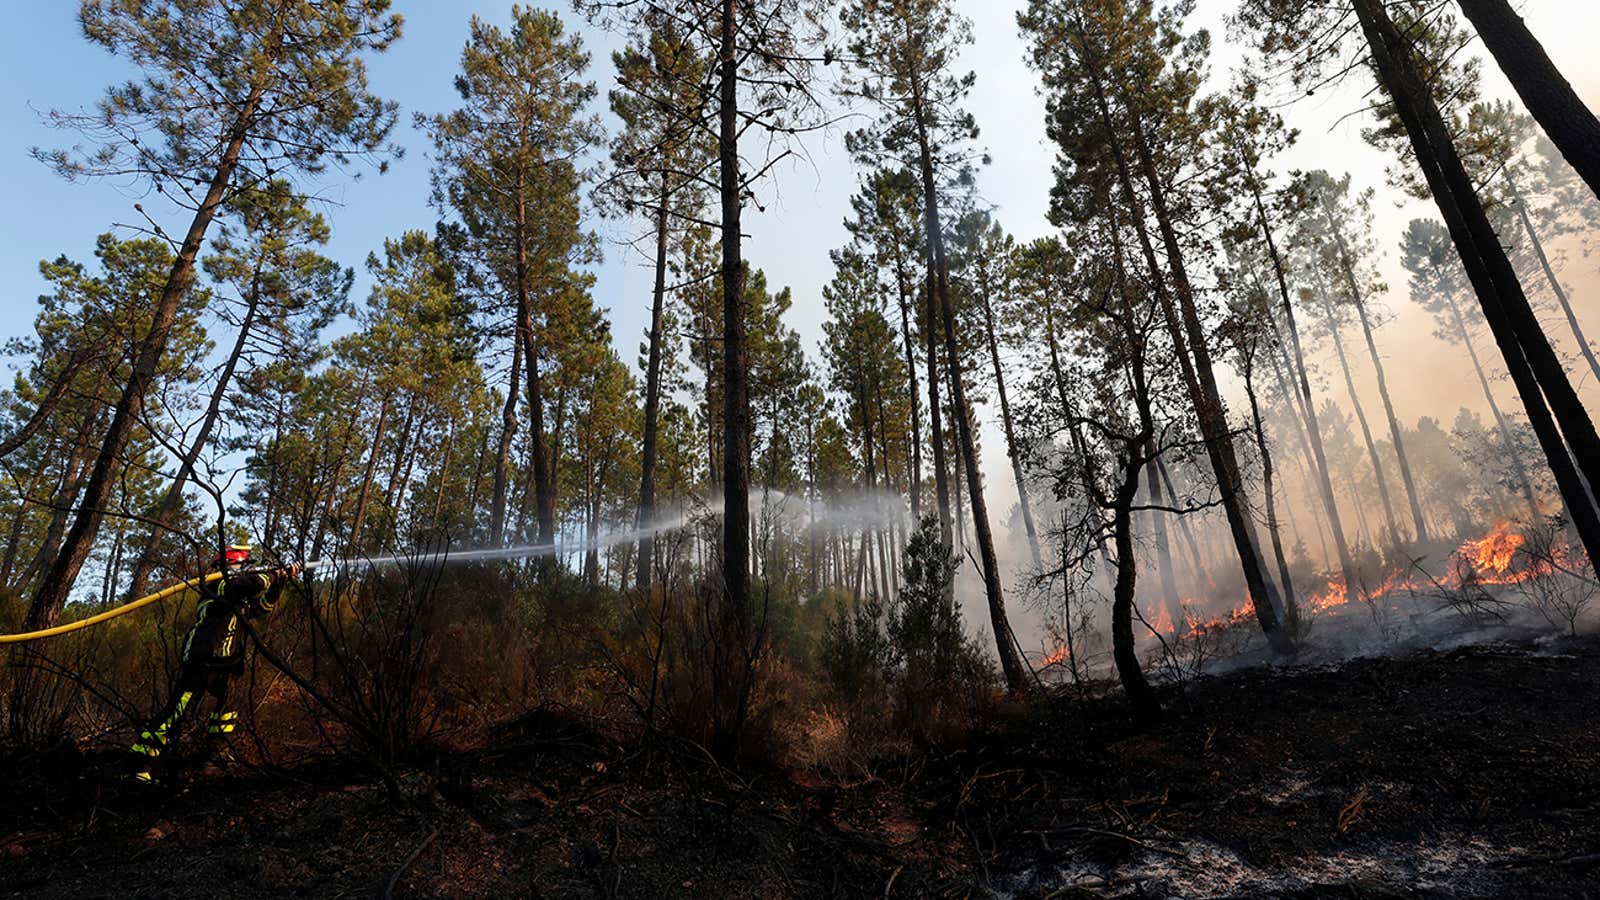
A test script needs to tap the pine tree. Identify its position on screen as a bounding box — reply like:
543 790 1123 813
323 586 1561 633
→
424 7 602 556
841 0 1031 691
27 0 401 628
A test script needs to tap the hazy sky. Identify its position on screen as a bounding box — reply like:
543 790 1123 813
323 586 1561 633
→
1 1 1597 557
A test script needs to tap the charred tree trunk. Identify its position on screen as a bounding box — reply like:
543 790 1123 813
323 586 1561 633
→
1109 449 1161 724
1455 0 1600 201
713 0 755 761
1243 359 1300 630
1353 0 1600 568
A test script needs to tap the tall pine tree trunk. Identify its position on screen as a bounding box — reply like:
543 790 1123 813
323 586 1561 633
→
1144 438 1184 631
1455 0 1600 201
1321 289 1402 546
1352 0 1600 568
510 163 556 562
126 273 264 599
1439 274 1541 519
348 397 390 552
1244 360 1300 629
636 177 672 589
923 283 953 544
1329 226 1429 543
1110 451 1160 723
1506 172 1600 386
978 279 1042 569
1254 187 1359 587
27 82 265 629
912 80 1028 693
713 0 755 759
1124 109 1285 640
1352 298 1426 542
894 265 924 517
489 320 522 547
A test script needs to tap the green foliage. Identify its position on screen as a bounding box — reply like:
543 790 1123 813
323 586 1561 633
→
41 0 401 192
817 516 992 731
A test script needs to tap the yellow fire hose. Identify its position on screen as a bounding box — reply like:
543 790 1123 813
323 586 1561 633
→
0 572 223 644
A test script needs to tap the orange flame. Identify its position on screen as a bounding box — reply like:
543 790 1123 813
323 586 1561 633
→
1040 645 1071 668
1308 577 1349 613
1144 604 1175 639
1460 521 1524 577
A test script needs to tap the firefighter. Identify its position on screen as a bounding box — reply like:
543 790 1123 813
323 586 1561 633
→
128 543 299 783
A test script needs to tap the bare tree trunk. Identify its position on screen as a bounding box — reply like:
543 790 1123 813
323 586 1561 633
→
636 177 672 589
27 81 265 629
1110 452 1160 724
912 78 1027 692
1506 172 1600 386
894 266 924 517
1455 0 1600 201
923 282 953 545
1254 190 1359 587
489 322 522 547
977 280 1042 569
1353 0 1600 567
1332 241 1429 543
1320 289 1402 547
348 396 390 552
714 0 754 760
1157 459 1207 583
1244 361 1300 629
1143 438 1183 631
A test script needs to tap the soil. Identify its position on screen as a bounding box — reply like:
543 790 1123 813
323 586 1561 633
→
3 635 1598 898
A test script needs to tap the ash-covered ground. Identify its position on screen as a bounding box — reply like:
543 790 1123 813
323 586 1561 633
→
4 626 1598 898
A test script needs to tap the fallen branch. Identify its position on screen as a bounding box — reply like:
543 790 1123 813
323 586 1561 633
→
384 826 440 899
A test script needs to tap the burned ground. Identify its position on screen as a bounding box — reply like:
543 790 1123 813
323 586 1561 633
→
3 635 1598 899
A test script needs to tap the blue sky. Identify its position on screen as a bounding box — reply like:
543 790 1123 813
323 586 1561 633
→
0 3 1060 368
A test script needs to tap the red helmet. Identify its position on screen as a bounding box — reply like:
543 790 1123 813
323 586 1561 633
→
215 543 252 569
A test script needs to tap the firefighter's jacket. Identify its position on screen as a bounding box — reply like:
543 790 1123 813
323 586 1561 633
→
181 568 289 671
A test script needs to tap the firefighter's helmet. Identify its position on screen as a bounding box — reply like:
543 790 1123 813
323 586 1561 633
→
215 543 253 571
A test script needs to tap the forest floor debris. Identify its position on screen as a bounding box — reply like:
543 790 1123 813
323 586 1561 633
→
3 635 1598 898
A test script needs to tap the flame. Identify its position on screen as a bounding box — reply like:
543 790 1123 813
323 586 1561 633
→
1040 645 1071 668
1461 521 1524 575
1144 604 1175 639
1308 577 1349 613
